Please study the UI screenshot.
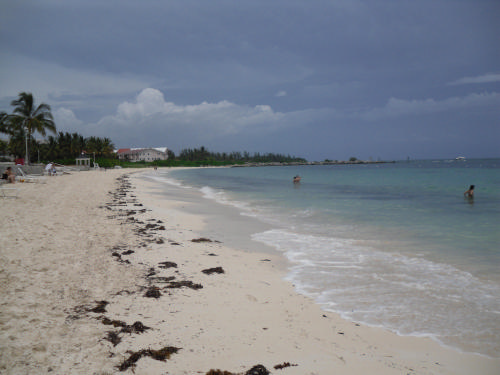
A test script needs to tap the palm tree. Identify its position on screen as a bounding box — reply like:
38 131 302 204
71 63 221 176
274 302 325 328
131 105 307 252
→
0 111 11 135
7 128 26 159
100 137 115 156
44 134 59 160
70 133 85 157
85 136 115 158
10 92 56 164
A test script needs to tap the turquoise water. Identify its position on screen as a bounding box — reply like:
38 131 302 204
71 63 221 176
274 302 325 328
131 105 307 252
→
154 159 500 357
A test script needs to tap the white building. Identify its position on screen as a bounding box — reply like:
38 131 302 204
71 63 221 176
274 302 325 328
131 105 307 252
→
117 147 168 162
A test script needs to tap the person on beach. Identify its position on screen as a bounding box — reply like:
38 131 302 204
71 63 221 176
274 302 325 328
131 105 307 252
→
464 185 474 199
2 167 16 183
45 162 53 176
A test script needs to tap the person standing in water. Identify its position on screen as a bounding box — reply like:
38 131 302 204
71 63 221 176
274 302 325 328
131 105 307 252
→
464 185 474 199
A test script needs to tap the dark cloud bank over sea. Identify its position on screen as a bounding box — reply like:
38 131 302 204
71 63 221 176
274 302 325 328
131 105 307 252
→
1 0 499 161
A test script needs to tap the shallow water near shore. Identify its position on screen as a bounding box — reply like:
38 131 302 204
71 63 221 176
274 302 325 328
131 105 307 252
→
147 159 500 357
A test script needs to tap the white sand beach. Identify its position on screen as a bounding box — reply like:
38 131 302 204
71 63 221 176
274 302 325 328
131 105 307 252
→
1 168 498 375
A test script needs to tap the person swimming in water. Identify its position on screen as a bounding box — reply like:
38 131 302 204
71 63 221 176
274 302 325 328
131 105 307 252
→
293 175 301 183
464 185 474 199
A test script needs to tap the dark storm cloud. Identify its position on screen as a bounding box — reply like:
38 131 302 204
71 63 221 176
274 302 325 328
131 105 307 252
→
1 0 499 160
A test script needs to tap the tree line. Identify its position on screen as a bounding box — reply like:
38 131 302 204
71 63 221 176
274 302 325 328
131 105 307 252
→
0 92 114 164
176 146 306 164
1 92 306 166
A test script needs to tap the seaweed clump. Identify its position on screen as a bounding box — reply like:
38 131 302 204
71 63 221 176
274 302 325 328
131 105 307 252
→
118 346 180 371
71 300 109 318
144 286 162 298
90 300 109 313
104 331 122 347
101 318 150 348
158 261 178 269
111 251 131 264
165 280 203 290
274 362 298 370
100 317 151 334
245 365 270 375
192 237 221 243
202 267 225 275
205 365 270 375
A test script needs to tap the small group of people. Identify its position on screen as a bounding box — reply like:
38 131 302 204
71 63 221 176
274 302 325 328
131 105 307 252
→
1 166 16 183
45 162 57 176
2 163 58 183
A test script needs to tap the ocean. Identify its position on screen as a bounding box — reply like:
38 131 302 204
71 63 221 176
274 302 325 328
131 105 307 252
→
147 159 500 357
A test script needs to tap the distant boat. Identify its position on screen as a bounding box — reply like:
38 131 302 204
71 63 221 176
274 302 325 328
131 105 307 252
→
455 156 466 161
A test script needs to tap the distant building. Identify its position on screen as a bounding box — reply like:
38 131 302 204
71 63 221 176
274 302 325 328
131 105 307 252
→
117 147 169 162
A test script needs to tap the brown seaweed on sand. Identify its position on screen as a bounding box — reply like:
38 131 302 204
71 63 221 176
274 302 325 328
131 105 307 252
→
274 362 298 370
146 267 157 277
100 317 151 334
191 237 221 243
90 300 109 313
111 251 131 264
118 346 180 371
104 331 122 347
245 365 270 375
192 237 212 243
149 276 176 283
101 317 127 328
158 261 178 269
205 365 270 375
122 321 150 334
145 223 165 230
144 286 162 298
202 267 225 275
165 280 203 290
71 300 109 317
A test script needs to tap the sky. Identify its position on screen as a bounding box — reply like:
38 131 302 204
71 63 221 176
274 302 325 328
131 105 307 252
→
0 0 499 161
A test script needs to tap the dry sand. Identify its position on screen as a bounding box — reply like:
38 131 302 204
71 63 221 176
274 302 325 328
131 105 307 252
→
1 168 498 375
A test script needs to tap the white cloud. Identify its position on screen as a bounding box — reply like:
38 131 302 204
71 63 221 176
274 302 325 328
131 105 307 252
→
45 88 336 149
361 92 500 120
53 108 84 132
98 88 286 137
275 90 287 97
448 73 500 86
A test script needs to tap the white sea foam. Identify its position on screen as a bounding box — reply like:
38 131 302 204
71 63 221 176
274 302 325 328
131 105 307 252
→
145 172 192 189
200 186 252 212
252 229 500 357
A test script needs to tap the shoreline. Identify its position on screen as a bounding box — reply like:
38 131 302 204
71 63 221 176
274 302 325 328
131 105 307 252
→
1 168 498 374
160 163 500 357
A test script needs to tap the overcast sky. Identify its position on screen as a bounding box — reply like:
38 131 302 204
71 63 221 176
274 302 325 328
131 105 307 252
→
1 0 498 161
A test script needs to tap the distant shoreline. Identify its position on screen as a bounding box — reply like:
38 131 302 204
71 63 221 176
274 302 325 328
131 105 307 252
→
231 160 396 167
